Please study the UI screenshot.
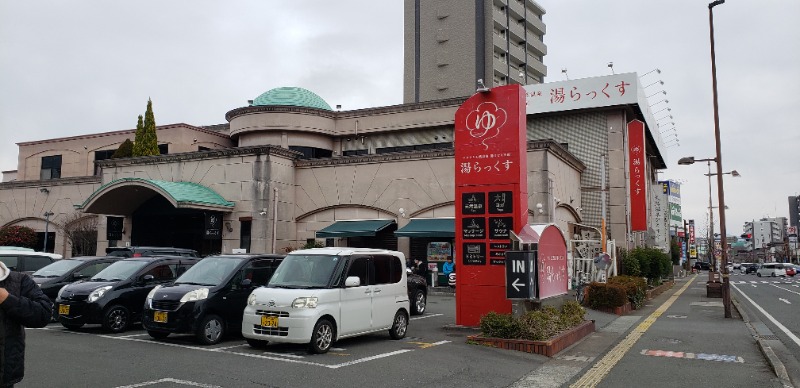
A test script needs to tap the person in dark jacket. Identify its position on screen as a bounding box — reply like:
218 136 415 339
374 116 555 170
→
0 261 52 387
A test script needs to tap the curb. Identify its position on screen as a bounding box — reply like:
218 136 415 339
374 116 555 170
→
732 296 794 387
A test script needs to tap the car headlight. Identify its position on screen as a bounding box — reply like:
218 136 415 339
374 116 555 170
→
247 292 257 306
180 288 209 303
56 285 69 300
88 286 113 303
291 297 318 308
146 285 162 306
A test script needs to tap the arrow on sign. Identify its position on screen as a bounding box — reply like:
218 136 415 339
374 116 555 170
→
512 278 524 292
779 298 791 305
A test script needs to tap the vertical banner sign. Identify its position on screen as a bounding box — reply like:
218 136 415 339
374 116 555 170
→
204 212 222 240
106 216 124 241
454 84 528 327
688 219 697 259
627 120 647 231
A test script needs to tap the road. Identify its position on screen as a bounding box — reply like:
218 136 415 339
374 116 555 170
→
730 271 800 383
21 294 547 388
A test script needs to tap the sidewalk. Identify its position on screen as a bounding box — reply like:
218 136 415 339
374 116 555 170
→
510 275 792 388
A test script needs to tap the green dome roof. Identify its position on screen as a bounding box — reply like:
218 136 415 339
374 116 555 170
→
251 87 332 111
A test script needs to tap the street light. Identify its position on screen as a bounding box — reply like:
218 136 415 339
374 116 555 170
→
43 211 54 253
708 0 731 318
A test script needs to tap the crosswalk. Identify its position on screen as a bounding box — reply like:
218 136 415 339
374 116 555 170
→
729 279 800 285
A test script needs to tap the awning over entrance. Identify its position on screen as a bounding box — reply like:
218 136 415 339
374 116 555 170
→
394 218 454 238
316 220 395 238
77 178 235 215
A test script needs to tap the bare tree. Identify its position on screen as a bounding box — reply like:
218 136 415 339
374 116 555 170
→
61 212 98 257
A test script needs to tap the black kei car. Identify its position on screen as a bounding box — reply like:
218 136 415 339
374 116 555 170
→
55 256 201 333
143 254 284 345
32 256 121 305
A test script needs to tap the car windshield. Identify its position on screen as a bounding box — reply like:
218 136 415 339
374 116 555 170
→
268 254 340 289
91 260 148 281
175 256 244 286
32 259 84 277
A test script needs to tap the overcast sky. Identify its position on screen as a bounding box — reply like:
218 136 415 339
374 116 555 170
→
1 1 798 237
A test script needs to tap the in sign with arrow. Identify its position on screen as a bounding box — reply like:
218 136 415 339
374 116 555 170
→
505 251 535 299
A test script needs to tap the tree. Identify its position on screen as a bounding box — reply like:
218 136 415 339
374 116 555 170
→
111 139 134 159
0 225 37 248
132 98 159 157
132 114 145 156
61 212 98 257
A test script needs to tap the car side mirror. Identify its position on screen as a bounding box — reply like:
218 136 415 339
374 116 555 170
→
240 278 252 288
142 274 155 283
345 276 361 287
72 273 87 280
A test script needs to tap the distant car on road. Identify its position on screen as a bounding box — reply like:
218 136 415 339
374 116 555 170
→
785 265 796 277
743 263 759 274
694 261 711 271
756 263 787 277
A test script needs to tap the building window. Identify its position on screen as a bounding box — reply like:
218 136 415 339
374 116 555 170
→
342 149 369 157
240 220 252 252
158 144 168 155
198 146 211 151
40 155 62 180
94 150 116 175
289 146 333 159
375 142 452 154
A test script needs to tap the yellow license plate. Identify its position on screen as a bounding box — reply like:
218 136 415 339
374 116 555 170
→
59 304 70 315
261 315 278 328
154 311 168 323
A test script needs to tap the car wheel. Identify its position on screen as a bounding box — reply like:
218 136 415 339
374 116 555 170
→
147 330 169 340
196 314 225 345
411 289 427 315
771 272 776 277
61 322 84 331
246 338 269 349
389 310 408 340
309 319 334 354
102 305 130 333
757 273 762 277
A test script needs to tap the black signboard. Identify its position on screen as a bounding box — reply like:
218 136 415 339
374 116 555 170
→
489 217 513 239
462 217 486 239
505 250 535 299
488 191 513 214
462 243 486 265
461 192 486 215
490 250 506 265
204 212 222 240
106 216 124 241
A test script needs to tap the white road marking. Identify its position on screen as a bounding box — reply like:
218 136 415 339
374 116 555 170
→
211 344 246 351
261 351 306 359
115 377 222 388
778 298 791 305
113 333 150 338
772 284 800 297
326 349 414 369
732 284 800 348
410 313 444 321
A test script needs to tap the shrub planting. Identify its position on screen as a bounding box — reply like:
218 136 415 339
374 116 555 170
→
478 301 586 341
608 275 647 309
585 282 628 309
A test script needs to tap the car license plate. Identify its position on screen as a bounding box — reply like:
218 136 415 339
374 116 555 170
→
154 311 168 323
261 315 278 328
59 304 69 316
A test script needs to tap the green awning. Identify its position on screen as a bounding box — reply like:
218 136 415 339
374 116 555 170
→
316 220 395 238
394 218 454 238
77 178 234 214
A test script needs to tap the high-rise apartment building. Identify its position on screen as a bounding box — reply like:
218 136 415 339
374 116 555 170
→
403 0 547 103
789 196 800 229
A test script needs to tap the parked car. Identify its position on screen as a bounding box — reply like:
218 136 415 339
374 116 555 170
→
0 248 62 274
242 247 410 354
105 246 198 258
32 256 122 302
756 263 787 277
732 262 741 270
407 272 427 315
784 265 796 277
694 261 711 271
143 254 285 345
55 256 201 333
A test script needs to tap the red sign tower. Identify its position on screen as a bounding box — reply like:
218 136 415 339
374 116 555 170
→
454 85 528 326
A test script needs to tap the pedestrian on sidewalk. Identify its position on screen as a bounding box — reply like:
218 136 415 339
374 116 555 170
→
413 258 428 279
0 261 53 387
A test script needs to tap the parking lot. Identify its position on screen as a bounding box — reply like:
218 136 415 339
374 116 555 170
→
22 294 547 388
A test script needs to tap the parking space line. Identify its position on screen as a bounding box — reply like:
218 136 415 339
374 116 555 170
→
326 349 414 369
411 313 443 321
115 377 222 388
261 351 306 359
770 284 800 296
211 344 247 351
